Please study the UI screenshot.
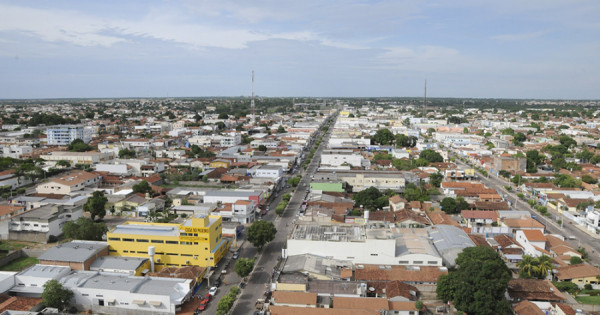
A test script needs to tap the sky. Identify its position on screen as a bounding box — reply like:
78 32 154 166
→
0 0 599 99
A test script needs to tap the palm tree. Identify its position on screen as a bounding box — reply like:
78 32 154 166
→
535 255 554 279
518 255 538 278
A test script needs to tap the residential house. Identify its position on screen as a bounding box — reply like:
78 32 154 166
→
461 210 498 228
555 264 600 289
36 171 101 195
515 230 549 258
9 204 83 243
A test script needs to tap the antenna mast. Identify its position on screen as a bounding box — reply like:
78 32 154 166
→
423 79 427 117
251 70 255 126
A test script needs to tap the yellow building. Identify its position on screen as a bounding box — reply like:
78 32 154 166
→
555 264 600 288
209 159 231 168
107 216 227 271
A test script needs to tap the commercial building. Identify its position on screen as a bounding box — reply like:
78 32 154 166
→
286 224 442 266
107 216 227 270
46 125 92 145
493 156 527 172
38 241 109 270
40 151 114 165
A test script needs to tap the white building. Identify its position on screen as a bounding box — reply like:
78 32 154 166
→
46 125 92 145
253 165 283 179
40 151 114 165
320 150 365 167
515 230 548 257
232 200 255 224
8 204 83 243
1 145 33 159
36 171 101 195
286 224 442 266
95 163 132 176
585 210 600 235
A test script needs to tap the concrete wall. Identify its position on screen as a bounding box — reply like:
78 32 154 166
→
0 250 24 268
9 231 47 243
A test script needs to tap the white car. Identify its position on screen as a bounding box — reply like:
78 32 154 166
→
208 287 218 296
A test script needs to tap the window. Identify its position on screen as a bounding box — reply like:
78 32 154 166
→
108 237 120 241
399 261 409 264
122 238 134 242
413 261 423 264
428 261 438 265
370 254 378 256
151 240 164 244
82 294 89 296
167 253 178 256
136 239 149 243
165 240 178 244
109 249 117 253
137 251 147 254
181 254 193 257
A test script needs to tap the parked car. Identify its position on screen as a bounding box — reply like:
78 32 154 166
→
233 252 239 259
214 278 222 287
208 287 218 296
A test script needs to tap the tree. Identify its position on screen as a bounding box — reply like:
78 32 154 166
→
559 135 577 148
67 138 92 152
570 256 583 265
440 197 457 214
436 246 511 315
247 220 277 250
218 113 229 119
258 145 268 152
133 180 153 195
518 255 538 278
83 191 108 221
536 255 553 278
234 257 255 278
42 279 73 311
282 193 291 202
455 196 469 211
276 125 286 133
353 186 389 210
414 300 424 311
429 173 443 188
62 217 108 241
395 134 417 147
499 170 511 178
582 174 597 184
118 148 136 158
56 160 71 168
288 175 302 187
419 149 443 163
372 128 394 145
511 174 524 185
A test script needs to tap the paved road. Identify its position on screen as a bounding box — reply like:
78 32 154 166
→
230 113 337 314
452 154 600 265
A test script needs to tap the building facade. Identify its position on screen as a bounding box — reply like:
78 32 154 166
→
107 216 227 270
46 125 92 145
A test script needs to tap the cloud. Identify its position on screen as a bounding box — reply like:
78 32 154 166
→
0 3 334 50
376 46 462 73
491 31 548 41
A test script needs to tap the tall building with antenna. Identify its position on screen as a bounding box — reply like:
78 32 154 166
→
423 79 427 117
251 70 255 126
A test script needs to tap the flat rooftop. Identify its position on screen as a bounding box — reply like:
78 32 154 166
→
111 224 179 237
38 241 108 263
60 271 191 297
89 256 148 272
290 225 365 242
